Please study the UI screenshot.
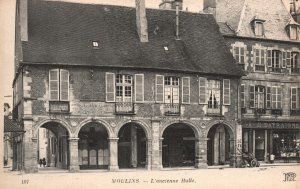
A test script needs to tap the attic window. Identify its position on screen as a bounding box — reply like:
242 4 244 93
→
251 18 265 37
164 46 169 51
254 21 264 36
92 41 99 48
289 26 299 40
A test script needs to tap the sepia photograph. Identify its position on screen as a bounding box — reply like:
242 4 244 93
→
0 0 299 189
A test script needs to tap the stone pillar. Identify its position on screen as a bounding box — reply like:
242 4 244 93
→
151 120 162 170
270 130 273 155
130 126 137 168
229 138 236 167
108 137 119 171
68 137 79 172
195 138 208 169
264 130 269 163
23 120 38 173
235 123 243 167
253 130 256 157
146 139 152 170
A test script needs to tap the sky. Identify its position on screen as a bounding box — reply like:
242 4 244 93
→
0 0 296 107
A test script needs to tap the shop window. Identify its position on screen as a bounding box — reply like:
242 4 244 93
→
272 131 300 158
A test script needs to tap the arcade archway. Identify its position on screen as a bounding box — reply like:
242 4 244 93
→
162 123 196 167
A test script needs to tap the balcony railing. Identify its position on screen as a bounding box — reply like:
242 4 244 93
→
115 102 135 115
49 101 70 113
254 108 266 115
164 103 180 116
206 106 221 116
271 109 282 116
291 68 300 74
290 109 300 116
271 67 282 73
255 65 265 72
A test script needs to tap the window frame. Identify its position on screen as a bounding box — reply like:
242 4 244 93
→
49 68 69 101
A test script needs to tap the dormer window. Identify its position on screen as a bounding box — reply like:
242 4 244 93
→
251 17 266 37
289 26 298 40
255 22 264 36
286 19 300 40
164 46 169 51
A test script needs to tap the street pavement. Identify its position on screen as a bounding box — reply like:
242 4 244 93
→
0 165 299 189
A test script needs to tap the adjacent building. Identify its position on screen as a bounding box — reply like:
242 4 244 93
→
204 0 300 163
13 0 244 173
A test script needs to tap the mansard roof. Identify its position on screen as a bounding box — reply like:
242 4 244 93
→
216 0 298 41
21 0 243 77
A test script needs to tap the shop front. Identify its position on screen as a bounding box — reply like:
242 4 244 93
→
242 121 300 163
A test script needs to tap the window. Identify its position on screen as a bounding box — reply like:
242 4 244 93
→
241 84 245 108
233 46 245 64
291 88 300 110
291 52 300 74
266 86 272 109
249 85 265 110
116 74 133 103
164 76 179 104
223 79 230 105
92 41 99 48
254 48 266 71
267 50 282 73
272 86 282 109
207 80 220 109
49 69 69 101
289 26 299 40
255 21 264 36
105 72 144 103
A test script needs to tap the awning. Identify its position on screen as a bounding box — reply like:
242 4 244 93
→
4 116 24 133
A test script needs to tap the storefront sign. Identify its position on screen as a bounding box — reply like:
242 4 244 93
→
242 121 300 129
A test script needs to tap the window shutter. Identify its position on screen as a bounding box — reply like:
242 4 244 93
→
182 77 190 104
282 51 286 68
234 46 239 62
223 79 230 105
277 87 282 109
240 47 245 64
49 69 59 101
249 85 255 108
272 87 276 109
287 51 291 67
199 77 207 104
155 75 164 103
134 74 144 102
267 50 272 67
60 69 69 101
266 86 271 109
255 49 260 64
241 84 245 108
106 72 115 102
291 87 297 110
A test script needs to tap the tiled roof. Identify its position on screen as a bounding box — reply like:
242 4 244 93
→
217 22 235 36
22 0 243 77
4 116 24 133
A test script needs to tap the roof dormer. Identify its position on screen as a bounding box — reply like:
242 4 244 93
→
286 18 300 40
250 17 266 37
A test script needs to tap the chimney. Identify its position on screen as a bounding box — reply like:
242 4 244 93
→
136 0 148 42
175 0 182 39
290 0 296 15
18 0 28 41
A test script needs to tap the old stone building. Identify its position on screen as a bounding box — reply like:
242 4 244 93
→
13 0 244 173
204 0 300 163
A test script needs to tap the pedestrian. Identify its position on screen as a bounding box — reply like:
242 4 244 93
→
39 159 43 167
42 158 46 167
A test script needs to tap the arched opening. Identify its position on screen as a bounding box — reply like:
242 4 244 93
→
78 122 109 169
117 123 147 169
162 123 196 168
38 122 70 170
207 124 232 166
